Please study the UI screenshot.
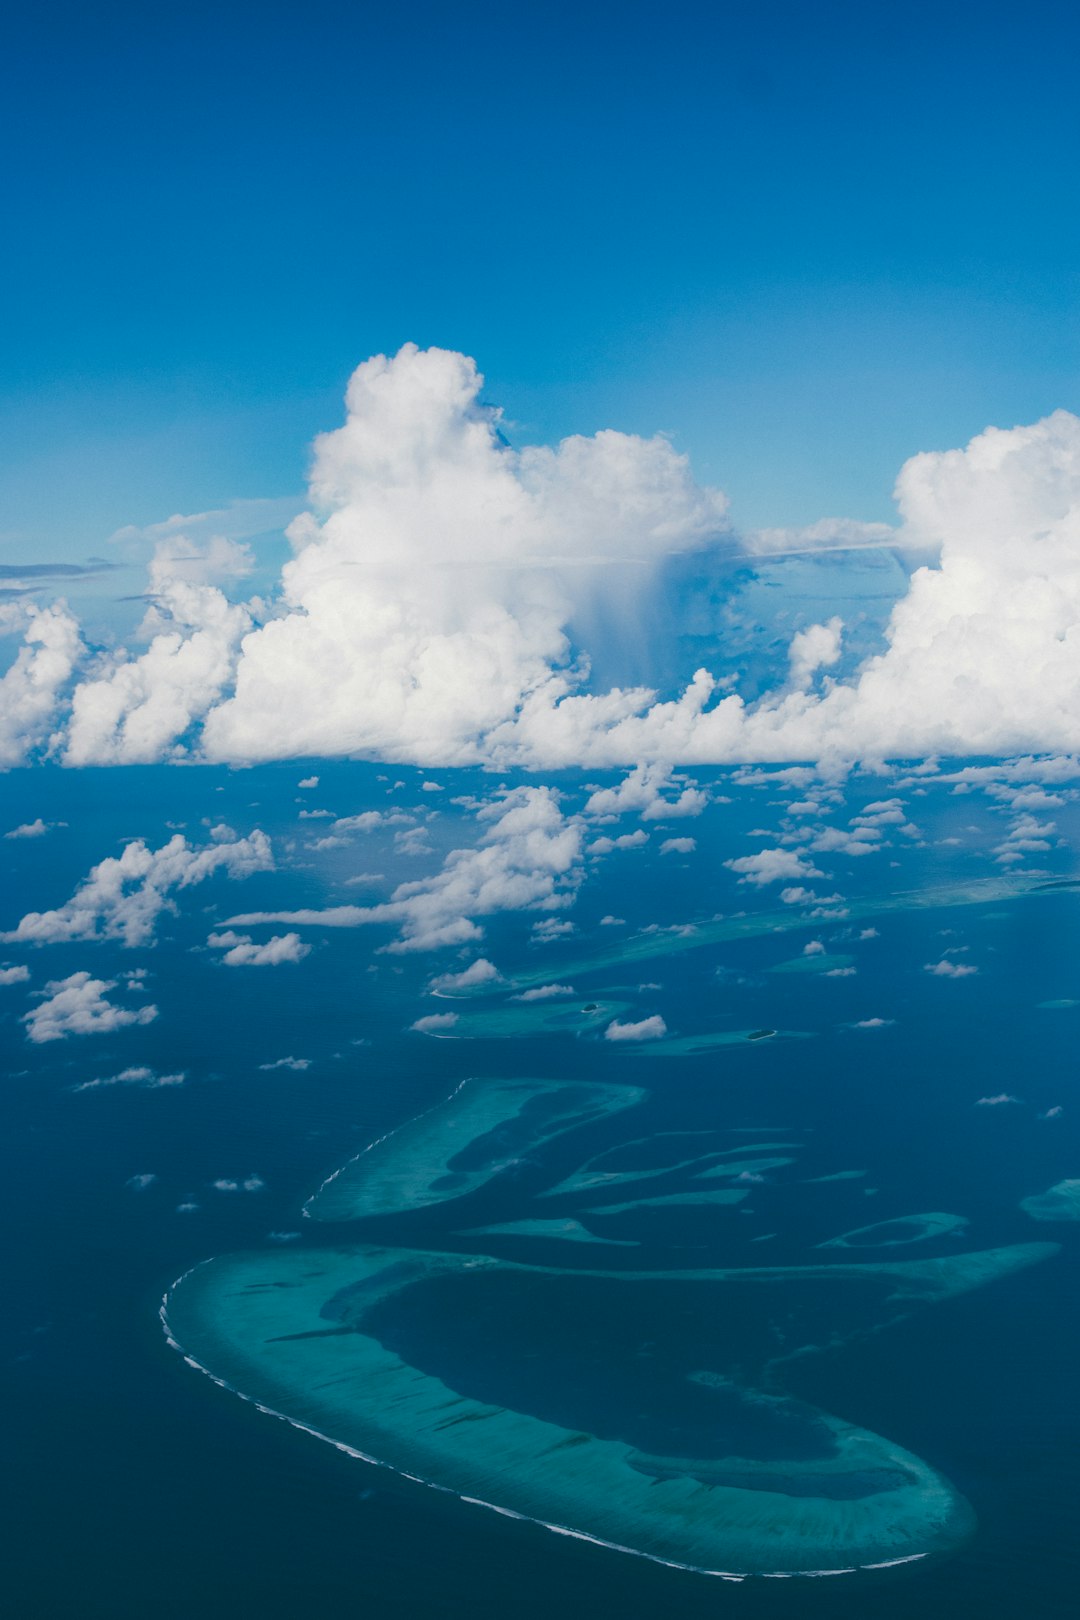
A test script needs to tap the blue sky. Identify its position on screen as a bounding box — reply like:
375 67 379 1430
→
3 0 1079 562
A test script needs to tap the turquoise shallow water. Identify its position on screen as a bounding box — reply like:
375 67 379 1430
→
164 1238 993 1578
4 761 1080 1616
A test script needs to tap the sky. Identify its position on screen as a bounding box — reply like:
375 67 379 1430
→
3 1 1080 775
3 0 1080 561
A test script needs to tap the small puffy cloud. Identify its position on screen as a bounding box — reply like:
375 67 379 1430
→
411 1012 459 1035
803 940 826 956
228 788 585 954
600 914 625 926
24 972 158 1043
0 964 30 985
5 818 65 840
660 836 696 855
851 1017 895 1029
1040 1105 1064 1120
127 1173 158 1191
975 1093 1020 1106
854 798 906 824
584 764 707 822
788 617 843 690
3 829 272 948
352 788 583 952
428 957 502 994
513 983 575 1001
258 1055 312 1071
207 929 310 966
532 917 576 942
587 829 648 855
74 1066 184 1093
298 776 319 788
994 812 1057 864
807 826 881 856
604 1015 667 1042
924 959 979 978
725 848 825 886
332 811 407 834
212 1174 265 1193
394 825 434 857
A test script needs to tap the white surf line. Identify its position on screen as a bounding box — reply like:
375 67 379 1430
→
301 1077 472 1217
160 1273 928 1585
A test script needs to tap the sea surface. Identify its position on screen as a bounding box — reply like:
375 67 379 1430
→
3 761 1080 1617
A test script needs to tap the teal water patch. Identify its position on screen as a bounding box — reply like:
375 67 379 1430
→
620 1028 808 1057
501 874 1061 993
818 1214 968 1250
805 1170 868 1184
695 1157 796 1180
417 999 631 1040
537 1131 722 1199
588 1189 749 1214
163 1240 1054 1578
768 953 855 975
306 1077 646 1221
538 1138 800 1200
461 1218 638 1246
1019 1180 1080 1222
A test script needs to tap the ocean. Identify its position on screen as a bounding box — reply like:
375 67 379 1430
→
4 761 1079 1617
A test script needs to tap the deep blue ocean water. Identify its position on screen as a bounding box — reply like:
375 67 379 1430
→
3 762 1080 1617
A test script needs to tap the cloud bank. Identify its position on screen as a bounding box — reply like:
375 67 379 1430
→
10 346 1080 771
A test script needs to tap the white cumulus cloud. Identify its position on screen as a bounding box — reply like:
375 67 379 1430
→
725 848 825 886
0 603 82 767
24 972 158 1043
411 1012 459 1035
428 957 502 994
227 786 583 953
605 1015 667 1042
64 553 252 765
207 930 310 966
190 344 726 767
924 959 979 977
583 764 707 821
3 829 272 948
5 818 65 839
74 1066 184 1093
